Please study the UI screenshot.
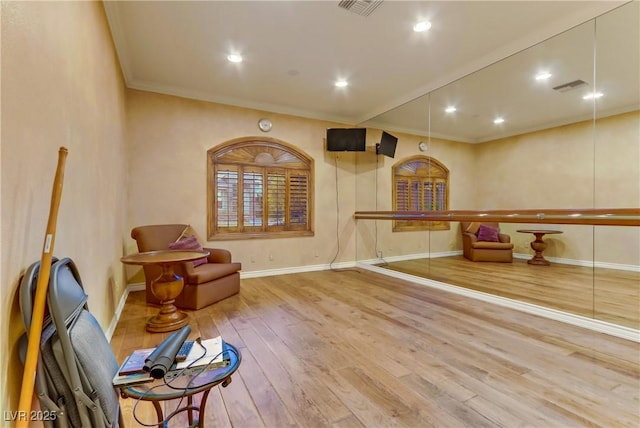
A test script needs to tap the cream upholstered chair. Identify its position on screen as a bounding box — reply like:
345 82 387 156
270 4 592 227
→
131 224 241 310
461 222 513 262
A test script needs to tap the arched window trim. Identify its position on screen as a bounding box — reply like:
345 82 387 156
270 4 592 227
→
392 155 450 232
207 136 314 240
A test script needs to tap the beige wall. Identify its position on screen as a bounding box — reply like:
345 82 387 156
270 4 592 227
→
475 111 639 263
125 89 358 272
1 0 128 414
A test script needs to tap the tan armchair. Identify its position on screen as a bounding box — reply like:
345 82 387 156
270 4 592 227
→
461 222 513 262
130 224 241 310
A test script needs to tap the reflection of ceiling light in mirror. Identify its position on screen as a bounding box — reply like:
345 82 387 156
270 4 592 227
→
227 54 243 63
535 72 552 80
413 21 432 32
493 117 505 124
582 92 603 100
335 80 348 88
445 106 457 113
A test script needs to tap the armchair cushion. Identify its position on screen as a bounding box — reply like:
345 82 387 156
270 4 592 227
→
185 262 242 284
472 241 514 250
477 224 500 242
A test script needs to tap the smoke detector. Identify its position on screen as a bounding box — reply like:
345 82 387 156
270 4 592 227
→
338 0 383 17
552 79 588 93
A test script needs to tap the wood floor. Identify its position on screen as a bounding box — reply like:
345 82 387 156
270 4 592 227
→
111 269 640 427
378 255 640 329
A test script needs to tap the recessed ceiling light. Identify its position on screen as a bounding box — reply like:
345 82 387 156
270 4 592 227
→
413 21 432 32
227 54 243 63
493 117 505 124
582 92 603 100
535 72 552 80
335 80 348 88
445 106 457 113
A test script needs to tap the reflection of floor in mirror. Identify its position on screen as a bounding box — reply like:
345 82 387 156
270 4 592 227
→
377 255 640 330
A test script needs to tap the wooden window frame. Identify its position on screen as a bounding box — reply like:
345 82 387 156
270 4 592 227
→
208 137 314 240
392 155 450 232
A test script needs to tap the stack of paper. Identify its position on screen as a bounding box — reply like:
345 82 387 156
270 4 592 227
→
175 336 225 370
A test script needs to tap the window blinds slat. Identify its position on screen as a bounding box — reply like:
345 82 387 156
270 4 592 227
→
243 171 263 227
267 172 286 226
216 169 239 228
289 173 308 225
396 180 409 211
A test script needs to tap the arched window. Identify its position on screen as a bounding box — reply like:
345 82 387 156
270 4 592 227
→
207 137 314 240
392 155 450 231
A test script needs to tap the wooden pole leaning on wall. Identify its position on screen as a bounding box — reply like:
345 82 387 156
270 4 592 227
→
17 147 68 428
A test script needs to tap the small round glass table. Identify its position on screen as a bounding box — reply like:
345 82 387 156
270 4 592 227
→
118 342 241 428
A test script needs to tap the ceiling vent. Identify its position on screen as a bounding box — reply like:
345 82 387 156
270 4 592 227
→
552 79 588 93
338 0 383 17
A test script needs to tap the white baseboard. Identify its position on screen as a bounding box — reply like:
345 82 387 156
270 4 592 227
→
360 250 461 265
362 249 638 272
357 261 640 343
105 282 145 341
127 282 146 292
240 261 356 279
513 252 640 272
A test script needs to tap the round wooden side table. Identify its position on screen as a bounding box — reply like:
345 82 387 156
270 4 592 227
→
121 250 209 332
517 229 563 266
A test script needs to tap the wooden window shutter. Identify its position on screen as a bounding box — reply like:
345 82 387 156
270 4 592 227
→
288 171 308 228
216 166 239 231
242 168 263 229
267 170 286 227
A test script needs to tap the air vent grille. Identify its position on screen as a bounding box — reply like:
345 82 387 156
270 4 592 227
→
338 0 383 17
553 79 588 93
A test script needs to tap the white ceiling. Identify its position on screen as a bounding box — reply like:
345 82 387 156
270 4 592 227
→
104 1 633 141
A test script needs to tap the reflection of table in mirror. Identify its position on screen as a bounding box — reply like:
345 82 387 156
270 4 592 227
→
517 229 563 266
118 342 241 428
121 250 209 332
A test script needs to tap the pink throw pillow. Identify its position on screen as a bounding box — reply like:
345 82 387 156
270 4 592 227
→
168 235 208 267
477 224 500 242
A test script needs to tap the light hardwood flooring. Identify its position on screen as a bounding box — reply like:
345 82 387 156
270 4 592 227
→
111 269 640 427
378 255 640 329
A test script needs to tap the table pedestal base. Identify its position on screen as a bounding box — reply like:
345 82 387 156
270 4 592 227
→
147 268 188 333
528 234 550 266
527 254 551 266
146 307 189 333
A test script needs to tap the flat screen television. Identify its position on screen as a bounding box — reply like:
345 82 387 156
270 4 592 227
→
376 131 398 158
326 128 367 152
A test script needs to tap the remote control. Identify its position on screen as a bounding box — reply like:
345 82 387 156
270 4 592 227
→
175 340 194 362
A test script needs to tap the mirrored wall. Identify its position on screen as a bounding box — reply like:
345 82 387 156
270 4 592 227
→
355 2 639 331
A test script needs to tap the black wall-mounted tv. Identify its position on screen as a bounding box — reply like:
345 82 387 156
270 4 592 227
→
376 131 398 158
326 128 367 152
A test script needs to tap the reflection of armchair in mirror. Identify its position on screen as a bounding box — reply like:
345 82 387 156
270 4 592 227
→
461 222 513 262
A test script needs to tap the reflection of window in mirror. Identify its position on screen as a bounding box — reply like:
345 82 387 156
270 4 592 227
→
392 156 449 231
